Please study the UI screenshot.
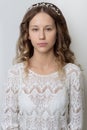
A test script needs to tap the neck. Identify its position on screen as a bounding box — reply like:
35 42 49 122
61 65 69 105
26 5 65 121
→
30 51 57 70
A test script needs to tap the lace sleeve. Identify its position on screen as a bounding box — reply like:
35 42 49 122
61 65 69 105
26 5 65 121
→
1 66 20 130
68 67 84 130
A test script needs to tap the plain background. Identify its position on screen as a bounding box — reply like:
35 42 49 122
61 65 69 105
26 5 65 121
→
0 0 87 129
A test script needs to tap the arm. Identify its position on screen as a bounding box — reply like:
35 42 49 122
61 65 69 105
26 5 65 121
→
1 66 19 130
68 68 84 130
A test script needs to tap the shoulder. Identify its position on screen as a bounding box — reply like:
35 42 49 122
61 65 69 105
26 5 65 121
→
64 63 82 77
64 64 83 91
8 62 24 77
5 63 25 91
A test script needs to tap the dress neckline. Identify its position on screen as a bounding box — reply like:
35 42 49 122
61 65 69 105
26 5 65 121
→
28 64 70 77
29 69 58 77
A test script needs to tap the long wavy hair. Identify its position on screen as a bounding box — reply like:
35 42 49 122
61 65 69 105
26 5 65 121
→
14 2 75 75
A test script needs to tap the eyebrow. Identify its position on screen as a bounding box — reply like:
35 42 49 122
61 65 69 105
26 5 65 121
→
29 25 54 27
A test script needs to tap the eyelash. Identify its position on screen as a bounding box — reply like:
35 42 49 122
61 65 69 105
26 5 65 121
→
31 28 52 31
32 28 38 31
46 28 52 31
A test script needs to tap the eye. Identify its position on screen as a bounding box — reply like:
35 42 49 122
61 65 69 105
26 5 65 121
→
32 28 39 31
46 28 52 31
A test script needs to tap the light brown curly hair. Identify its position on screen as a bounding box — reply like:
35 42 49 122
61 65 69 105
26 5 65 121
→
14 2 75 75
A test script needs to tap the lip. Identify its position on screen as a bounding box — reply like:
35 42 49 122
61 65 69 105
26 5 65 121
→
37 43 47 47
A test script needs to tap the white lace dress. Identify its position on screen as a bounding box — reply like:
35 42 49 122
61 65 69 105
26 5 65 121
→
1 63 84 130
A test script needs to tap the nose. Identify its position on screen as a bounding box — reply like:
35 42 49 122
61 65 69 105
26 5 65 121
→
39 29 45 40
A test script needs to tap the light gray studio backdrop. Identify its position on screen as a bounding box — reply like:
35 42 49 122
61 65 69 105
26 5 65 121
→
0 0 87 129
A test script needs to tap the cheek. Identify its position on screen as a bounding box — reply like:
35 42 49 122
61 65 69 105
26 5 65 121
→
28 32 33 40
29 32 38 40
28 36 37 46
50 33 56 43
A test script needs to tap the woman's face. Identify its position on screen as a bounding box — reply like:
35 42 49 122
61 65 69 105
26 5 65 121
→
29 12 57 54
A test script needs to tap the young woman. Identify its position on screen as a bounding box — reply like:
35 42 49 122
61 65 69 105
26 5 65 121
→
1 2 84 130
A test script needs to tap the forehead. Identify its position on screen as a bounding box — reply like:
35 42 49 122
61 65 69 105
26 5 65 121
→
29 12 55 26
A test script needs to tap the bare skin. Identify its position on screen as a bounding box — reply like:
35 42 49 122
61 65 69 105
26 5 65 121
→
29 12 58 75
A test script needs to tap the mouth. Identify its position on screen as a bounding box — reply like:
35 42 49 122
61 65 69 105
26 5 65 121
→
37 43 47 47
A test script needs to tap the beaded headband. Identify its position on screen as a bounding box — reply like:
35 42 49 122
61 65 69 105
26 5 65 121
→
28 2 61 15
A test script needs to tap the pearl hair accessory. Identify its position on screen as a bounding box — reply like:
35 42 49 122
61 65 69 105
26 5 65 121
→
28 2 61 15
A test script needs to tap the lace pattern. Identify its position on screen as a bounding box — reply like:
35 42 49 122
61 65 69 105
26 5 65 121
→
1 63 84 130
